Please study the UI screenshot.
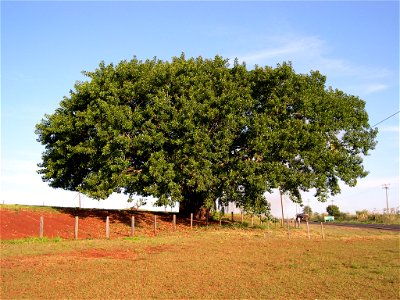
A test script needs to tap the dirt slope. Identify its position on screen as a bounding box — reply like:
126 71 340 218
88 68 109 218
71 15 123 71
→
0 206 197 240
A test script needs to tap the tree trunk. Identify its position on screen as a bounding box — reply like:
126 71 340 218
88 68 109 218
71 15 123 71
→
179 192 208 220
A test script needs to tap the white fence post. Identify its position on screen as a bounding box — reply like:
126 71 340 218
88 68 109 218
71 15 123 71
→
74 216 79 240
106 216 110 239
131 216 135 237
39 216 44 238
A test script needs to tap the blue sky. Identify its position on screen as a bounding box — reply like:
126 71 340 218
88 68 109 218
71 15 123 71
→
1 1 399 216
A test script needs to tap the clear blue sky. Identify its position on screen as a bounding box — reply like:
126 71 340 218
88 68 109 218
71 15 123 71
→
1 1 399 216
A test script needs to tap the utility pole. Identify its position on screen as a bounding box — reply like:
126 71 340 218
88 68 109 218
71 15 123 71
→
382 184 390 213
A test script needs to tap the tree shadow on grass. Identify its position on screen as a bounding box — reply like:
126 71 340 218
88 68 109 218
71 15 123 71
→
53 207 209 231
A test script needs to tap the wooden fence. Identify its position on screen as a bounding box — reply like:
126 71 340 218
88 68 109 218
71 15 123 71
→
33 213 327 240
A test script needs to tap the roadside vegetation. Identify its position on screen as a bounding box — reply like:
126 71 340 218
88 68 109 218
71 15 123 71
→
307 205 400 225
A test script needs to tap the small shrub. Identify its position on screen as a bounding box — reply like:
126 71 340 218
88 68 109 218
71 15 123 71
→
356 210 369 221
311 213 324 222
211 210 224 222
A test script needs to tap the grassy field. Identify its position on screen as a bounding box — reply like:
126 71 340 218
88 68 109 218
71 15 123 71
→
1 225 399 299
0 204 63 213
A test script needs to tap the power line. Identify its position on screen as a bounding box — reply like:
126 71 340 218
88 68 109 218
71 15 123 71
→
372 110 400 127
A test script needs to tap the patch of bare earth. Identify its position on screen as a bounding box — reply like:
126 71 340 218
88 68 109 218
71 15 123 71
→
1 248 138 270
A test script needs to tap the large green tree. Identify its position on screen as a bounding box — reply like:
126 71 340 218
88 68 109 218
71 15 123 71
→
303 205 312 215
247 63 377 203
326 205 341 218
36 55 377 216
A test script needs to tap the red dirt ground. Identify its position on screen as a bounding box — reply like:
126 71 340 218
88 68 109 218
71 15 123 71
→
0 207 201 240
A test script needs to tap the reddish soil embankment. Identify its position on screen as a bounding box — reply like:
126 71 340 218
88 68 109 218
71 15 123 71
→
0 207 196 240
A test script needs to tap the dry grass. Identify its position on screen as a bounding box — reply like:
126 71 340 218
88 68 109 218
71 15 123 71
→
0 204 62 213
1 225 399 299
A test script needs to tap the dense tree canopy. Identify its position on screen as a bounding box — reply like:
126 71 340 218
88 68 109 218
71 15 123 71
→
303 205 312 215
326 205 341 218
36 55 377 214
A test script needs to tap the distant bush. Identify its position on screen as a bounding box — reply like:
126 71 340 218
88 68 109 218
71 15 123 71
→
310 212 324 222
337 212 354 221
303 205 312 215
310 209 399 225
367 213 400 224
327 205 341 218
338 210 399 224
356 210 369 221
